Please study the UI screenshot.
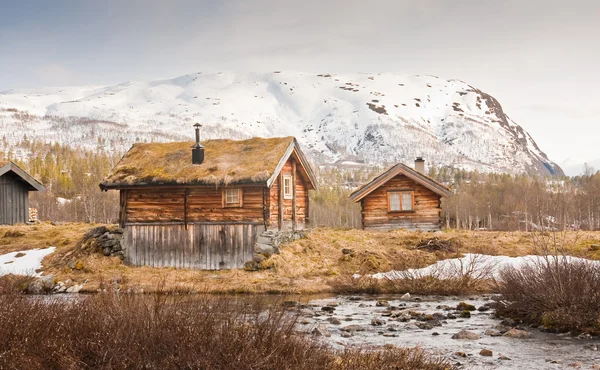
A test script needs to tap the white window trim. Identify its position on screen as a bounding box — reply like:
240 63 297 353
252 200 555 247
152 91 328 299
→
283 174 293 200
224 188 242 207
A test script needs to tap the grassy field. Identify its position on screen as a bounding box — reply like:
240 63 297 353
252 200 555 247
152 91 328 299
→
1 223 599 294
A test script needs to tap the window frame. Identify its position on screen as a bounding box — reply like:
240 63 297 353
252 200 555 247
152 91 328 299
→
387 190 415 213
222 188 243 208
283 174 293 200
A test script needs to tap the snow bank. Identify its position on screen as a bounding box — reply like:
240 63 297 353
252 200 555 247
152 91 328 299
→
373 253 600 280
0 247 56 277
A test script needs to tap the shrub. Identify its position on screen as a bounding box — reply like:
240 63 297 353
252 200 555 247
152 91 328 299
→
0 285 453 369
497 255 600 334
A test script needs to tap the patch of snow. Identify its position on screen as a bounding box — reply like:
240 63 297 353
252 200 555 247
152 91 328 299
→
373 253 599 280
0 247 56 277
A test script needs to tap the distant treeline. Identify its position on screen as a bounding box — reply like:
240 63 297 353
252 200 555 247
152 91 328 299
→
2 140 120 223
3 140 600 230
310 166 600 231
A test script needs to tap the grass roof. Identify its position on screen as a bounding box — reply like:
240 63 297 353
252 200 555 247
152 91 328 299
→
100 137 296 188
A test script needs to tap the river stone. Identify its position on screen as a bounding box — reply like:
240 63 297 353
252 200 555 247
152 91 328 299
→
400 293 411 300
341 332 353 338
499 355 512 360
416 322 435 330
391 311 411 322
312 325 331 337
451 330 480 340
456 302 476 311
484 329 503 337
459 310 471 318
327 317 342 325
480 349 493 357
371 317 386 326
504 328 532 338
376 300 390 307
321 306 335 312
341 324 366 332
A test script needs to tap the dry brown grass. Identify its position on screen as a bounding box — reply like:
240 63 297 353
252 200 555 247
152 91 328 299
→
0 282 454 370
2 224 600 295
0 222 97 254
100 136 294 187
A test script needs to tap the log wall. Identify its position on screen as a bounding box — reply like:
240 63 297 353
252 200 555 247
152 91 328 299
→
124 223 260 269
360 174 442 230
124 186 265 224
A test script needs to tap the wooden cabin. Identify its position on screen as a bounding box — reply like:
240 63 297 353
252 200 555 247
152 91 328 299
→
349 158 451 230
99 128 317 270
0 161 45 225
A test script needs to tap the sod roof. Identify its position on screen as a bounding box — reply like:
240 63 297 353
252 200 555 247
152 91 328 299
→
100 136 315 189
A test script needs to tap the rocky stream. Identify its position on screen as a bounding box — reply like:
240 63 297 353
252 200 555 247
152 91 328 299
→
295 295 600 369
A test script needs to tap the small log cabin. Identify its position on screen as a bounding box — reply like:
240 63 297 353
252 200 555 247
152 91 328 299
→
100 128 317 270
350 158 451 230
0 161 45 225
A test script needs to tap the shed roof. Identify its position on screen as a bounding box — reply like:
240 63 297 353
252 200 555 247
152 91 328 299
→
99 136 317 190
0 161 46 192
349 163 452 202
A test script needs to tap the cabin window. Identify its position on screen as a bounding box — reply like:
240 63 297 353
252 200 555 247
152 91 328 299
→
283 175 293 199
223 188 243 207
388 191 414 212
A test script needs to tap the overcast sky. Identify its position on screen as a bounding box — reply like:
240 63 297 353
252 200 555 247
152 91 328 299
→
1 0 598 173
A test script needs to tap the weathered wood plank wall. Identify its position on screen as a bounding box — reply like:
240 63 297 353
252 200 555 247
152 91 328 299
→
0 172 29 225
360 174 442 230
124 223 260 269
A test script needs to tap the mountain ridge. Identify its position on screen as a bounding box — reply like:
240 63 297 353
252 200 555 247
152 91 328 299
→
0 71 563 176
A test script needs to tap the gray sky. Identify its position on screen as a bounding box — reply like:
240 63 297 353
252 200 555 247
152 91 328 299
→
1 0 598 172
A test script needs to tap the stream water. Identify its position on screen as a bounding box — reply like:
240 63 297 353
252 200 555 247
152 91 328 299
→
297 294 600 369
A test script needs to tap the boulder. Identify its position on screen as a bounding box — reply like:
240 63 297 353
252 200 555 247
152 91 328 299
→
253 254 266 263
400 293 411 300
243 261 258 271
255 243 275 255
66 284 83 293
451 330 480 340
376 300 390 307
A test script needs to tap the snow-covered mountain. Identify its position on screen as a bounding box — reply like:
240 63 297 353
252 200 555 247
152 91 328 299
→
0 71 562 175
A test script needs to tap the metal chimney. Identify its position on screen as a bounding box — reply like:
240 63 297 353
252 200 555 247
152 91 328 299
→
415 157 425 174
192 123 204 165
